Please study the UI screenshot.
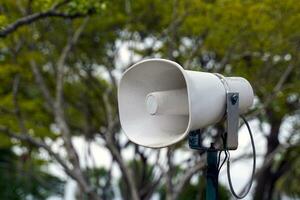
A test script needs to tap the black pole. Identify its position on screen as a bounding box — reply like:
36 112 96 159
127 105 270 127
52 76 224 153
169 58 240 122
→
188 131 219 200
206 150 218 200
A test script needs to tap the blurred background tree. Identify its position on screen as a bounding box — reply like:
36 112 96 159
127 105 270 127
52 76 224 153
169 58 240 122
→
0 0 299 200
0 148 64 199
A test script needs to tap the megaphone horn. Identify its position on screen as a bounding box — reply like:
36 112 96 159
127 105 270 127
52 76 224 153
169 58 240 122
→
118 59 254 148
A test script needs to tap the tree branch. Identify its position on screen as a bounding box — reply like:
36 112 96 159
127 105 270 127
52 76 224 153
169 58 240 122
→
0 125 71 179
52 17 101 199
55 17 88 167
0 0 91 38
104 134 140 200
183 33 208 69
247 64 295 119
172 157 206 199
166 148 174 200
30 60 55 111
0 125 102 199
12 74 27 133
241 142 299 195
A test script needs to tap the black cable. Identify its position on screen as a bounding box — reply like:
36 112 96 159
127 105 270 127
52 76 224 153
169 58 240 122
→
226 115 256 199
217 151 222 167
218 150 228 172
218 133 228 172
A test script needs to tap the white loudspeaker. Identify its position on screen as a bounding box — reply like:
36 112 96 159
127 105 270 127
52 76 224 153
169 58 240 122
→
118 59 254 148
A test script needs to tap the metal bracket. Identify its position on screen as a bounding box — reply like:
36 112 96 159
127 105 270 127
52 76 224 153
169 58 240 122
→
225 92 239 150
188 75 240 151
188 129 203 150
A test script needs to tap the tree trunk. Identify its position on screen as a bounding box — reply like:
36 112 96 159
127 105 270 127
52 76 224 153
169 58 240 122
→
253 110 282 200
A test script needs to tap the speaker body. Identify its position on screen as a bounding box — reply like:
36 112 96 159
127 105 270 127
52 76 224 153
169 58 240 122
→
118 59 254 148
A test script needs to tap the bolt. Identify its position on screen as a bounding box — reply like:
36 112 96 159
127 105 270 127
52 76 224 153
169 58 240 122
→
231 94 238 105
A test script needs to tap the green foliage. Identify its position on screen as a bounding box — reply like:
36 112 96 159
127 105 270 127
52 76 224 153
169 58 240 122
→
0 148 64 199
275 145 300 198
119 158 156 200
65 0 107 14
0 15 8 27
80 167 114 200
158 173 230 200
0 0 300 199
0 66 56 144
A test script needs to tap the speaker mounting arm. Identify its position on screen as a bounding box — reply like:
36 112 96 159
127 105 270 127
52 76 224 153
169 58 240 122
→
225 92 239 150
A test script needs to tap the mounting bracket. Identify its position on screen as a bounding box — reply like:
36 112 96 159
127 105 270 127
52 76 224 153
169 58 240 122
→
188 75 240 151
225 92 239 150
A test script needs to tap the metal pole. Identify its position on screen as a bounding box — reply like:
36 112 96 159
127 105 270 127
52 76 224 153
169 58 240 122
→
206 150 218 200
188 131 219 200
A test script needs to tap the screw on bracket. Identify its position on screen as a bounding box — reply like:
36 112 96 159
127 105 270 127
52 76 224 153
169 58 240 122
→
231 94 239 105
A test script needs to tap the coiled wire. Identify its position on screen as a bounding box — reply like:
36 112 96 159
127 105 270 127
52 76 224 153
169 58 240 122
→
218 115 256 199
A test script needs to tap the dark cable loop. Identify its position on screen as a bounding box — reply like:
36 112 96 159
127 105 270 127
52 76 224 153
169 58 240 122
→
226 115 256 199
217 151 222 167
218 133 228 172
218 150 228 172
